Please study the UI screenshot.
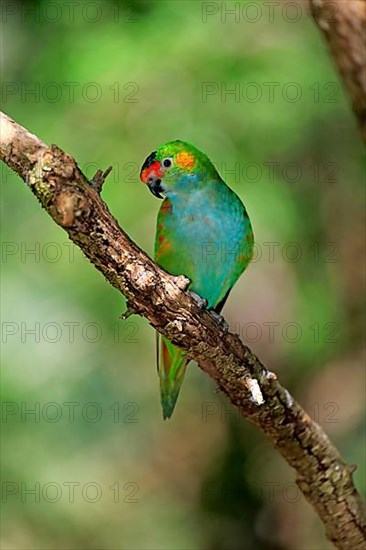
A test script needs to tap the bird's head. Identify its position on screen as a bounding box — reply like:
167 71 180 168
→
140 140 218 198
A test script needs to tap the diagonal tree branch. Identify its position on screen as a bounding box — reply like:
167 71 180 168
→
308 0 366 143
1 111 365 549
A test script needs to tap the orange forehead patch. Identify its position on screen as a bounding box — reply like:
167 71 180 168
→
175 151 195 169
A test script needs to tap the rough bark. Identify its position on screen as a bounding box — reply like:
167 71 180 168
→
1 111 365 548
308 0 366 142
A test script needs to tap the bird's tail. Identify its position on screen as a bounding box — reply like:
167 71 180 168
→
157 334 188 420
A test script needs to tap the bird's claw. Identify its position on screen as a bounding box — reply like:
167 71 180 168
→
188 291 207 309
188 291 228 331
208 310 229 332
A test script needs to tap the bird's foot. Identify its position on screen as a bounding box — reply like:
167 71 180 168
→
188 291 228 331
208 310 229 332
188 291 207 309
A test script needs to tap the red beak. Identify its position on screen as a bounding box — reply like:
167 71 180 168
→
140 151 164 199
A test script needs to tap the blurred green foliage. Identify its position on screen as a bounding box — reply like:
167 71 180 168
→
1 1 365 549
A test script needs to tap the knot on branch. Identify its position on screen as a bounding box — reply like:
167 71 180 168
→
46 145 77 179
54 191 90 228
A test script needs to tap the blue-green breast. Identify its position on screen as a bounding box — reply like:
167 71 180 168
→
155 177 253 309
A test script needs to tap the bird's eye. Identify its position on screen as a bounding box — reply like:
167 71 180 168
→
162 158 173 168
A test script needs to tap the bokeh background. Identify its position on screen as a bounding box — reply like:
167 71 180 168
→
1 1 365 549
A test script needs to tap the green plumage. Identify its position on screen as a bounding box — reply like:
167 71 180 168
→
140 140 254 419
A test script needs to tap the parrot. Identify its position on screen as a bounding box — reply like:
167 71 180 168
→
140 140 254 419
